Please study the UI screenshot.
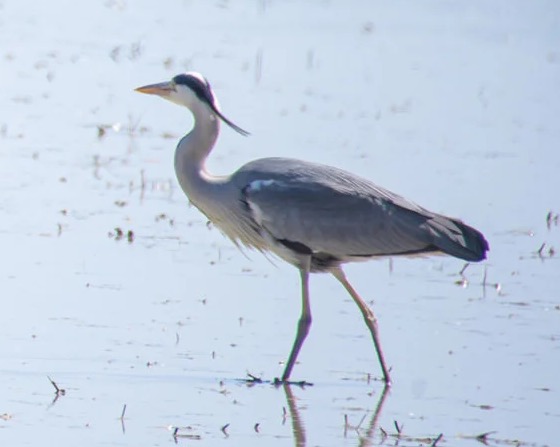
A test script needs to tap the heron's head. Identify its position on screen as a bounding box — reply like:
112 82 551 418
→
135 72 249 136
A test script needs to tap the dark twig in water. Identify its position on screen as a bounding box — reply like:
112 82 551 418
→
172 427 201 442
476 431 496 444
372 395 446 447
273 377 313 387
431 433 444 447
457 262 491 291
457 263 501 296
254 422 260 433
380 429 445 446
47 376 66 396
355 413 367 430
344 412 368 437
221 423 230 436
119 404 127 434
546 210 559 230
109 227 135 243
139 169 146 202
246 372 263 383
533 242 556 259
459 430 545 447
46 376 66 407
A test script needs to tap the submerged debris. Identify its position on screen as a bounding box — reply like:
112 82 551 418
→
377 421 443 446
108 227 134 243
47 376 66 407
172 426 201 441
246 373 263 384
273 378 313 387
537 242 556 259
546 210 559 230
221 423 230 436
431 433 444 447
47 376 65 396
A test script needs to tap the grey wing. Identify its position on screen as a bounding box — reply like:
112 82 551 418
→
241 178 438 258
240 175 488 263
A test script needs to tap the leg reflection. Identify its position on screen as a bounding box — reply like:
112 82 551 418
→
283 384 306 447
282 382 390 447
357 384 390 447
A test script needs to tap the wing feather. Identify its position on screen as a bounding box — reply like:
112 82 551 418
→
239 169 433 257
233 158 487 262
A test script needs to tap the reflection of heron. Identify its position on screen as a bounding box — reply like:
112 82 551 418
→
136 72 489 384
283 383 390 447
356 385 390 447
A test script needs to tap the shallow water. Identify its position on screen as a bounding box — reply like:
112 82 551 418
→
1 1 559 446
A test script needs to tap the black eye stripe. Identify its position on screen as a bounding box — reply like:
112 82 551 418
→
173 74 214 106
170 73 250 136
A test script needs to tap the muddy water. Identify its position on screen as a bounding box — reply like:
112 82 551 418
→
1 1 559 446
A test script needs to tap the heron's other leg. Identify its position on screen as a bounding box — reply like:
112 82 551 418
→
332 268 391 385
281 264 312 382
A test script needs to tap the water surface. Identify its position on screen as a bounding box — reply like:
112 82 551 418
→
1 1 559 446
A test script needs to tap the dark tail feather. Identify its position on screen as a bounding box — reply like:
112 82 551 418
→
429 216 489 262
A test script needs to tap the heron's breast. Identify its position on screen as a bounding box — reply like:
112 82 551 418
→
193 199 266 250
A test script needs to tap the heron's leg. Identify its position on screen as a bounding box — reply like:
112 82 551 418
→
281 266 312 382
332 268 391 385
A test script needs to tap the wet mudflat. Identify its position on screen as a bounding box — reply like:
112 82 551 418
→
1 1 559 446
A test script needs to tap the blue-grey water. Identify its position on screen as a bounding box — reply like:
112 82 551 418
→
1 1 558 445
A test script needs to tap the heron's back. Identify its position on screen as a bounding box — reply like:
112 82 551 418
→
230 157 488 266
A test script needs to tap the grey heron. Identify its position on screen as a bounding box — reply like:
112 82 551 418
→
136 72 489 385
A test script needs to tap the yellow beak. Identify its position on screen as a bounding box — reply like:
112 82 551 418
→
135 81 174 96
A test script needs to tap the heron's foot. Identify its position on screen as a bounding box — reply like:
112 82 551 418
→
273 377 313 387
380 366 393 386
365 372 392 386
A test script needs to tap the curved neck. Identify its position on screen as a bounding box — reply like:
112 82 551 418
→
174 101 224 206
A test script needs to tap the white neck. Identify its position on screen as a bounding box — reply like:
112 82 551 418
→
174 100 226 210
